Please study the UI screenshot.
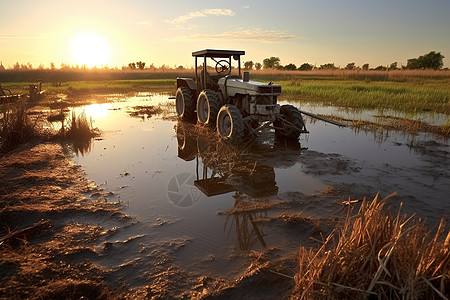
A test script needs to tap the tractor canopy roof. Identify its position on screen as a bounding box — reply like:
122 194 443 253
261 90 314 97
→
192 49 245 59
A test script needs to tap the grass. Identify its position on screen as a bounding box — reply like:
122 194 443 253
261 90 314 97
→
292 193 450 299
46 79 176 95
62 111 96 138
279 79 450 115
0 102 99 154
1 79 176 100
59 111 99 155
0 103 41 153
251 69 450 82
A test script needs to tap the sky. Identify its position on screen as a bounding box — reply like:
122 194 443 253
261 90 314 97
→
1 0 449 69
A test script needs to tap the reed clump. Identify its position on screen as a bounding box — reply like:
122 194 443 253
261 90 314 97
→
61 111 98 140
292 193 450 299
58 111 99 155
0 104 41 153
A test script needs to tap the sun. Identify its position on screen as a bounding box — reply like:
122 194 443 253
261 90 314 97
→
71 33 111 68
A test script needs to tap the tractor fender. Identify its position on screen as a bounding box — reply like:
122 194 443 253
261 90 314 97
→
177 78 196 91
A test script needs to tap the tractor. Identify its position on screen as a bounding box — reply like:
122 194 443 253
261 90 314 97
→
175 49 308 144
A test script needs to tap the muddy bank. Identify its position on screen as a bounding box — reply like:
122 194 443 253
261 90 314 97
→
0 141 319 299
0 142 126 299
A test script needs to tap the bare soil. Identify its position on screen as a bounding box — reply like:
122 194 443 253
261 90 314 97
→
0 142 127 299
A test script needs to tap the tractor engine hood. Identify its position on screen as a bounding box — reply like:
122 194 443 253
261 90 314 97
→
218 77 281 97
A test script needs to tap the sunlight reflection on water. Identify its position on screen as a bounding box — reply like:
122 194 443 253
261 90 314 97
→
68 93 449 278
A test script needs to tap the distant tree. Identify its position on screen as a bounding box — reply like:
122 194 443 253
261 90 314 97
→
254 62 262 70
362 63 369 70
177 65 184 70
345 62 356 70
298 63 313 71
406 58 420 69
128 62 136 69
244 61 254 70
374 65 387 71
389 62 398 70
0 62 5 71
263 57 281 69
283 63 297 71
136 61 146 70
406 51 444 70
319 63 336 70
50 62 55 70
421 51 444 69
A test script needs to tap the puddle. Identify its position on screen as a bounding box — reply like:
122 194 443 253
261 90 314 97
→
68 93 449 284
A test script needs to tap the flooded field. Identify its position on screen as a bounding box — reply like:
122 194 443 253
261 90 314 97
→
65 93 449 289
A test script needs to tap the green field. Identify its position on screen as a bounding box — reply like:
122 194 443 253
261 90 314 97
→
2 79 176 96
279 79 450 115
3 73 450 115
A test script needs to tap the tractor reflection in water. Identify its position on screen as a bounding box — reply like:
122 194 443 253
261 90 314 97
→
176 121 302 251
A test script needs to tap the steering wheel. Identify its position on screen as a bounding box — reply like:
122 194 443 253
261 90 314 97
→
215 60 231 75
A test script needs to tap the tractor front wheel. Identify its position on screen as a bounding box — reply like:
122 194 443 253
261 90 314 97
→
217 105 244 144
274 105 306 139
176 87 195 120
197 90 220 127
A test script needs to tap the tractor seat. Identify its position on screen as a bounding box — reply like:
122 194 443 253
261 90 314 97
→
200 70 220 91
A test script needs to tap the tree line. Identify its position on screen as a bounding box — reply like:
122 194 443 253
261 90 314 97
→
244 51 446 71
1 51 445 73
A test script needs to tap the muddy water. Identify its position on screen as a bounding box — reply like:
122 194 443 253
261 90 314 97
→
69 93 449 285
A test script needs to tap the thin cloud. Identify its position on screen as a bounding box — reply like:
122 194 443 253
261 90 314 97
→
167 9 235 24
202 9 234 16
0 35 44 39
182 29 300 42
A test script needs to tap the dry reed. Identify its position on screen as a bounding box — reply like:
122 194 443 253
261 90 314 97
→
62 111 97 139
0 104 41 152
59 111 99 155
250 69 450 81
292 193 450 299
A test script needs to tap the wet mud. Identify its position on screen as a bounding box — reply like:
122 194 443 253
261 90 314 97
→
1 93 449 299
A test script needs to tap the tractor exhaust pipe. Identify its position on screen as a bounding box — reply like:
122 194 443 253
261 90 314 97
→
243 71 250 82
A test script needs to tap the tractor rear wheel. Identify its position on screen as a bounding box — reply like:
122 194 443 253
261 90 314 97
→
197 90 220 127
274 105 306 139
217 105 244 144
176 87 195 120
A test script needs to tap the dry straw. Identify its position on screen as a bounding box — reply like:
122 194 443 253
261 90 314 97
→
292 192 450 299
0 104 41 152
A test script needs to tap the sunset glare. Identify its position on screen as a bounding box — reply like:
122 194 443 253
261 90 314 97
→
71 33 111 68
